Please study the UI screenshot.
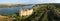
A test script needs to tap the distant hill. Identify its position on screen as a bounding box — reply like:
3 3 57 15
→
0 4 32 8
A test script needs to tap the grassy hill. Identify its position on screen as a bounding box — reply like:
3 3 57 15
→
21 4 60 21
0 4 60 21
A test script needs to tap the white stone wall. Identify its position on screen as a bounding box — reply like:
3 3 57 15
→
19 9 33 16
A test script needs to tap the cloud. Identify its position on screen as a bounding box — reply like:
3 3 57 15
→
0 0 60 4
18 0 58 4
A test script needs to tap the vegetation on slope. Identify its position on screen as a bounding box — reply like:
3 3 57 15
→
0 4 60 21
21 4 60 21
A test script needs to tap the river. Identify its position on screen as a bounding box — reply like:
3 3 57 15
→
0 4 35 14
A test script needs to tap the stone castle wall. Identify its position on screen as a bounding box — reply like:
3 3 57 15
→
19 9 33 17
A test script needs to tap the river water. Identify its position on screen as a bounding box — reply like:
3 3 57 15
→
0 4 35 14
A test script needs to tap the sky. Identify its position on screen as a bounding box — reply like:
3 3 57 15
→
0 0 60 4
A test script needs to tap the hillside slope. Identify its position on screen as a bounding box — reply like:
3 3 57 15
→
21 4 60 21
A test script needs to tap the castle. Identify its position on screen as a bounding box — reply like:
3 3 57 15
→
19 8 33 17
